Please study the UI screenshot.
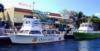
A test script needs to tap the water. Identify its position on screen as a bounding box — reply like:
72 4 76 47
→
0 38 100 51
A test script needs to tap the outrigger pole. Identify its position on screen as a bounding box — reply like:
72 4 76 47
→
7 12 17 33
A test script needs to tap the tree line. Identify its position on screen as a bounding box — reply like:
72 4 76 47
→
61 9 100 30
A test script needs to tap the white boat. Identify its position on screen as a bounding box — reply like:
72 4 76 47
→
9 17 65 44
74 22 100 39
0 24 12 38
78 23 93 32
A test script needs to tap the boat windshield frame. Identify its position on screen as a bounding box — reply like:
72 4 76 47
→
29 30 41 34
42 30 60 34
80 24 93 28
19 30 29 33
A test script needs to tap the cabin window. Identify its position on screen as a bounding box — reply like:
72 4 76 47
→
81 25 84 27
19 30 24 33
55 31 60 34
26 21 30 24
42 30 47 34
81 24 88 27
19 30 29 33
29 31 41 34
88 25 92 28
47 30 55 34
24 30 29 33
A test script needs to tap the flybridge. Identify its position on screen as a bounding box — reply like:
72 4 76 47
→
24 15 40 24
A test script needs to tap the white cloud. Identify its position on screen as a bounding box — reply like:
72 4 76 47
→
1 0 33 10
95 13 100 16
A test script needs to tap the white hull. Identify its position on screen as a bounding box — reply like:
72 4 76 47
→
9 34 64 44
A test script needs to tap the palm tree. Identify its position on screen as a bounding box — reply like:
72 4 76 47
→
32 10 48 22
76 11 85 28
0 4 4 12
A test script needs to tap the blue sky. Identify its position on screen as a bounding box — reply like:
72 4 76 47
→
33 0 100 16
1 0 100 16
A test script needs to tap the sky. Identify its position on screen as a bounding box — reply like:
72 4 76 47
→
33 0 100 16
1 0 100 16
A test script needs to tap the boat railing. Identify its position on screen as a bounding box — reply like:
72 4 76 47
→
42 29 65 35
77 30 100 33
4 29 17 35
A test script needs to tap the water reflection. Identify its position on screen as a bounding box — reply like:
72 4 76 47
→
79 38 100 51
1 39 100 51
88 38 100 51
0 39 78 51
79 41 89 51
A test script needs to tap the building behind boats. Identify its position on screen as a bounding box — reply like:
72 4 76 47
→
0 0 67 34
0 7 66 33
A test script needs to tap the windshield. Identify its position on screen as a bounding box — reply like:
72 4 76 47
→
29 31 41 34
81 24 92 28
19 30 29 33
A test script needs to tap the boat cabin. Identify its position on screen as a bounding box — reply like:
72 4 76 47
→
17 17 43 36
78 23 94 32
17 17 61 36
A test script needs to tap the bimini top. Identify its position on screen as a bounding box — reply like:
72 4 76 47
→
78 23 93 32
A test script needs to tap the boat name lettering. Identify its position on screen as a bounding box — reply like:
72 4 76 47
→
39 37 54 41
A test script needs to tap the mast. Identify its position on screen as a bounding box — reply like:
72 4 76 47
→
33 2 35 11
2 11 5 21
32 1 35 16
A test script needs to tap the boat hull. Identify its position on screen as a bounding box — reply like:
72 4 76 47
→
9 34 64 44
74 32 100 40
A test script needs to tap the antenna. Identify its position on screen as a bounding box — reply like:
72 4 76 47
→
32 1 35 16
33 1 35 11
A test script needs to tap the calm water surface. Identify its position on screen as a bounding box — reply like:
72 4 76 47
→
0 38 100 51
